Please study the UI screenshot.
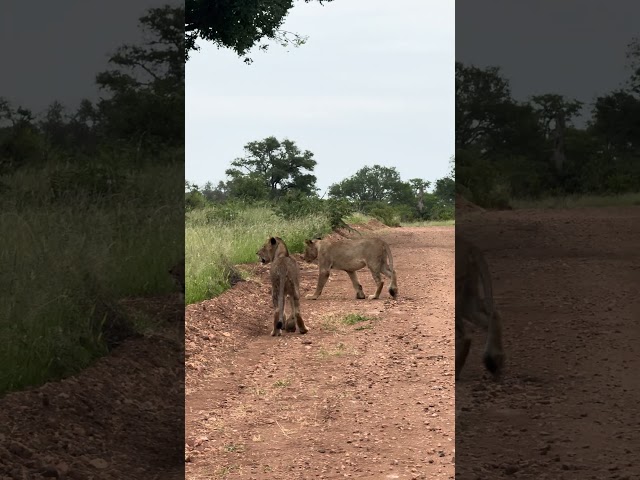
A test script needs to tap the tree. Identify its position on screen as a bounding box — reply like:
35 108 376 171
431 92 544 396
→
626 36 640 94
0 99 41 171
96 5 184 157
39 101 69 160
185 0 333 63
409 178 431 216
225 136 317 198
455 62 513 149
591 91 640 153
434 177 455 205
328 165 413 207
530 94 583 138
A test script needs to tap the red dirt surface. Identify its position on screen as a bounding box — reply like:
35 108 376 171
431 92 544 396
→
0 296 184 480
185 226 455 479
456 206 640 479
455 195 485 216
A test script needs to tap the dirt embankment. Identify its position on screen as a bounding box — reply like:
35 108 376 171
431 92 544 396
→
186 225 455 479
0 296 185 480
456 206 640 479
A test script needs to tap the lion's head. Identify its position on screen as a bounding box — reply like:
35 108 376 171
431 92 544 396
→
257 237 288 264
303 238 321 263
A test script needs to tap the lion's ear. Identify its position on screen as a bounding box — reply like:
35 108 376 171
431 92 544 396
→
304 239 312 245
270 237 277 245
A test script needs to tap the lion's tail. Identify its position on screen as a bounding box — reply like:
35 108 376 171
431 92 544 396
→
276 276 285 330
384 242 398 298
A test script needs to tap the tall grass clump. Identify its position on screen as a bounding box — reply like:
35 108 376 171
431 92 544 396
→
185 204 331 304
0 161 183 394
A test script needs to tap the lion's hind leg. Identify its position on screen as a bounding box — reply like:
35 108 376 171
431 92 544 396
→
346 271 366 299
284 296 297 332
380 264 397 299
455 314 472 380
271 309 282 336
367 267 384 300
291 295 308 334
482 310 505 378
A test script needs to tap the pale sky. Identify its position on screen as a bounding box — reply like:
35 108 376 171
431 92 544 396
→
0 0 163 113
186 0 455 195
456 0 640 126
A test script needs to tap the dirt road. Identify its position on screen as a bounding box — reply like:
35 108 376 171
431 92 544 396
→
456 207 640 479
185 226 455 479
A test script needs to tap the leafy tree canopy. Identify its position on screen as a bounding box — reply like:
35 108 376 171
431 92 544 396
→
96 5 184 150
328 165 413 206
185 0 333 63
225 136 318 198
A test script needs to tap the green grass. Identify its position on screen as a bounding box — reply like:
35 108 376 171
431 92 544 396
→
344 212 373 224
223 443 245 453
272 379 291 388
341 313 373 325
320 313 376 332
401 219 455 227
510 193 640 209
0 161 183 395
185 205 332 304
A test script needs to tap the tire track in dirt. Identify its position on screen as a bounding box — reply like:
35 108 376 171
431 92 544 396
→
185 226 455 479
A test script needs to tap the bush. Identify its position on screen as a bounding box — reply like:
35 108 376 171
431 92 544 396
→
185 190 206 211
324 198 355 229
367 203 401 227
273 191 324 219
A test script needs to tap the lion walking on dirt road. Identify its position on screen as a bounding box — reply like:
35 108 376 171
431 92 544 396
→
257 237 309 336
455 234 505 380
303 236 398 300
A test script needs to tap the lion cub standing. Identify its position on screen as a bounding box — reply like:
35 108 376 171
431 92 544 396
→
257 237 309 336
303 236 398 300
455 234 505 380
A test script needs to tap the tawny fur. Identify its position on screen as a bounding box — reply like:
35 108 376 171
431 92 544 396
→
455 234 505 380
257 237 309 336
303 236 398 300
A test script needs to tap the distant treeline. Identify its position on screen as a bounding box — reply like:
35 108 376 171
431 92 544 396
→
0 5 184 177
456 37 640 207
186 136 454 226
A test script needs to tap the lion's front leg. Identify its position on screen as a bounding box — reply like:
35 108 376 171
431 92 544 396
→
306 269 330 300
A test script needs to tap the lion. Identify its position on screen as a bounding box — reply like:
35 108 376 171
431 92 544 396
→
455 234 505 380
168 259 185 300
257 237 309 336
302 236 398 300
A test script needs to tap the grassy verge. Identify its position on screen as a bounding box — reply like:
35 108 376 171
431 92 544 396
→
401 219 455 227
510 193 640 209
0 161 183 394
185 206 332 304
344 212 373 224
